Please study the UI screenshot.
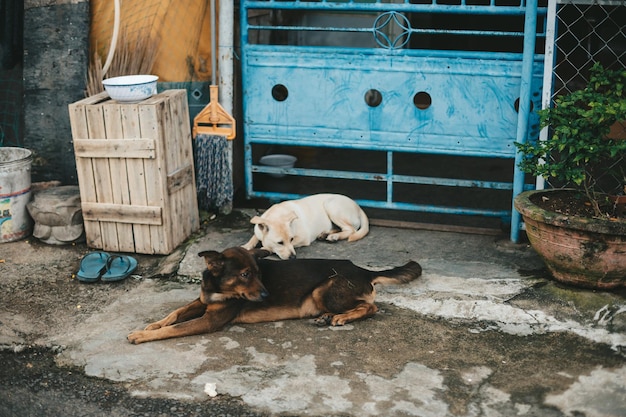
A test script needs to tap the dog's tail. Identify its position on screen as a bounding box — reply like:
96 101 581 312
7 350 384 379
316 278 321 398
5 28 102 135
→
371 261 422 286
347 206 370 242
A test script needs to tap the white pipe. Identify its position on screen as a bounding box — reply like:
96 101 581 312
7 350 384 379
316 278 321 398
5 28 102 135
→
102 0 120 76
537 0 558 190
218 0 235 212
218 0 234 116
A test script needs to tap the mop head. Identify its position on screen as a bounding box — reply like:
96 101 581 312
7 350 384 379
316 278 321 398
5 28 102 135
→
194 133 233 211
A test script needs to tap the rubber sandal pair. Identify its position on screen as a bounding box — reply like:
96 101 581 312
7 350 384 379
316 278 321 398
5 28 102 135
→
76 251 137 283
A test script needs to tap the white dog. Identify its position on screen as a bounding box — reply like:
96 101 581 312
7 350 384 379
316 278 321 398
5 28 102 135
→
242 193 369 260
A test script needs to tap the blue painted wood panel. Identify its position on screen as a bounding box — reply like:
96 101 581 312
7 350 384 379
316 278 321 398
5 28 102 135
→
244 48 543 157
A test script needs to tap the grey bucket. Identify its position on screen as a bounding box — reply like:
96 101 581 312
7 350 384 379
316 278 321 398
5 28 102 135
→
0 147 33 242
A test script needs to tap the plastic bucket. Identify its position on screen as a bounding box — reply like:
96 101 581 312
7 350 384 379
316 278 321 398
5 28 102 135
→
0 147 33 242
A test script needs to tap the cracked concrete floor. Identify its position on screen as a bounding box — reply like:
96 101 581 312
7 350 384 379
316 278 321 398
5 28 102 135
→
1 210 625 416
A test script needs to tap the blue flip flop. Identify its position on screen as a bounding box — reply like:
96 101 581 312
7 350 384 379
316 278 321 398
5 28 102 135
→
101 254 137 282
77 251 110 283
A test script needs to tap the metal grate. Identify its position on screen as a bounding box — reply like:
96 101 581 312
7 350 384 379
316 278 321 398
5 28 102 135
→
245 0 548 55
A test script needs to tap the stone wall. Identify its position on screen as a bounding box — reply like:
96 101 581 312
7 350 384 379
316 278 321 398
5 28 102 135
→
23 0 89 184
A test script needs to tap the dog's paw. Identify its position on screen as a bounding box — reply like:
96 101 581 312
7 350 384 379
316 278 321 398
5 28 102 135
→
314 313 334 326
317 235 340 243
144 322 162 331
325 233 342 243
316 233 328 241
127 331 144 344
317 229 341 243
330 315 348 326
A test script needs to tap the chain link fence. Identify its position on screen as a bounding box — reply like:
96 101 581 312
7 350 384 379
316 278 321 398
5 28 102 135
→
553 0 625 96
543 0 625 195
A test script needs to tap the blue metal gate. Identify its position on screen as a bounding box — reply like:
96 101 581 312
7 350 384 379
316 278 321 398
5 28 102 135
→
240 0 547 240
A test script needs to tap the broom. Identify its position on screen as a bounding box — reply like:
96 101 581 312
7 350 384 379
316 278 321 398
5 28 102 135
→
193 0 236 213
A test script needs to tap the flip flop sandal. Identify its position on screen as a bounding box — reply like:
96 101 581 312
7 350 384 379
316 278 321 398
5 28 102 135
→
77 251 110 283
101 254 138 282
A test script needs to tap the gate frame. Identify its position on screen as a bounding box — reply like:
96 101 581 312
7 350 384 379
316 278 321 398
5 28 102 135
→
240 0 547 241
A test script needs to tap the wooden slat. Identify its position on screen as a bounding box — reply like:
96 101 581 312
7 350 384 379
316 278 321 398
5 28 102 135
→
167 164 193 195
103 104 136 253
73 138 156 159
82 202 162 225
85 104 120 252
163 91 182 246
169 90 199 240
162 90 180 181
69 102 102 249
121 103 153 253
139 101 169 254
369 218 502 236
73 91 110 106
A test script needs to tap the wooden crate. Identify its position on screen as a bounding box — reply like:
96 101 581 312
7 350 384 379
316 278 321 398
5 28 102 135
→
69 90 199 254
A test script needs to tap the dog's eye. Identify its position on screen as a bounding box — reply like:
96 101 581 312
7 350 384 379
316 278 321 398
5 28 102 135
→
276 241 283 246
241 271 250 279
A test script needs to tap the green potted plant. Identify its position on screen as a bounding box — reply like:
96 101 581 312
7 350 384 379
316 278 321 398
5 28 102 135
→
514 62 626 290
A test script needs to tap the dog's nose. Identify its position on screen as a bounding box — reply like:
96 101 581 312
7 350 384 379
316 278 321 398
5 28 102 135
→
261 289 269 299
288 253 296 260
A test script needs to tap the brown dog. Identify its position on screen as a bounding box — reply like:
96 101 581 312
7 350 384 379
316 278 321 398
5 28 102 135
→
127 247 422 344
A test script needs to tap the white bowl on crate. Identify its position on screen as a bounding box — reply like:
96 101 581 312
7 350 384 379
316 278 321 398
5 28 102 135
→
102 75 158 103
259 154 297 178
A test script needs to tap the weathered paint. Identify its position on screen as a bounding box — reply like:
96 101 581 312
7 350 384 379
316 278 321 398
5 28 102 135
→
244 50 543 157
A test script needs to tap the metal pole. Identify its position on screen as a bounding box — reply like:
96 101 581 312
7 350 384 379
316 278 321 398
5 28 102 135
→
511 0 539 242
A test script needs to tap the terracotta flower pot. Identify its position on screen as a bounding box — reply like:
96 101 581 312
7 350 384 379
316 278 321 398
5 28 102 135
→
514 189 626 290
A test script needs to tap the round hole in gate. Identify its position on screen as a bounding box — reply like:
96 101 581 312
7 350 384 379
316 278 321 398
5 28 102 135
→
514 98 534 113
272 84 289 102
413 91 432 110
364 89 382 107
191 88 203 100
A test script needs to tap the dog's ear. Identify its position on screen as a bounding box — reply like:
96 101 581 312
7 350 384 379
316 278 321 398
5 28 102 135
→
249 248 272 259
250 216 268 233
287 212 298 224
250 216 264 225
198 250 225 276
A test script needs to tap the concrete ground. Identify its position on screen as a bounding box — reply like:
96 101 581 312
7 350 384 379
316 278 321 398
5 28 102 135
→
1 209 625 417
